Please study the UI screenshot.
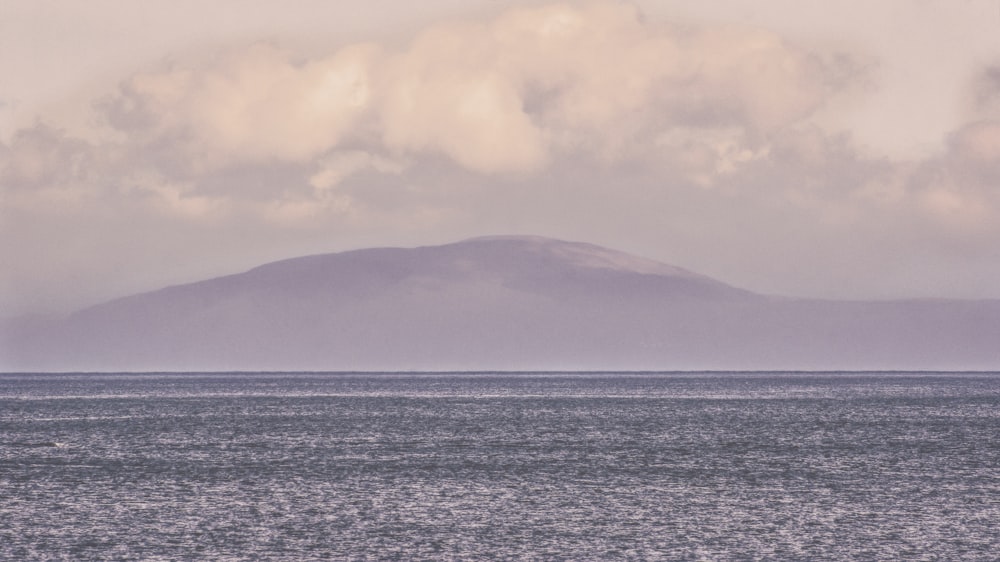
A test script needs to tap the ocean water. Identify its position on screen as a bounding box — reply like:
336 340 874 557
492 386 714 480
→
1 372 998 560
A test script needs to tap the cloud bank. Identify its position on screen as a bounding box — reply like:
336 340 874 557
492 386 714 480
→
92 2 855 175
2 1 867 224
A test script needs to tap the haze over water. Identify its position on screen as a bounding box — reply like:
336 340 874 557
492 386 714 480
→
2 372 998 559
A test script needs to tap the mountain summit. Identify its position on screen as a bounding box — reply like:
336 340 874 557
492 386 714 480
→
3 236 999 371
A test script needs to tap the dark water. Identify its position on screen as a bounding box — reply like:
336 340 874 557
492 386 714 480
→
1 372 998 560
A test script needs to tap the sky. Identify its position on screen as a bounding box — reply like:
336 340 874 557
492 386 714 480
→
2 0 999 317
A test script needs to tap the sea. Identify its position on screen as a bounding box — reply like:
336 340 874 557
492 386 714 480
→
1 372 998 560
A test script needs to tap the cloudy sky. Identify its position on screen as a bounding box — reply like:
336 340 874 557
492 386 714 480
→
2 0 999 317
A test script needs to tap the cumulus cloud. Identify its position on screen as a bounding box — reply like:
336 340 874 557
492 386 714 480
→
0 0 866 232
0 2 987 225
90 0 857 178
101 43 379 171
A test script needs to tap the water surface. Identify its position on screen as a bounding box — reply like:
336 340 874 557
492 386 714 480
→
2 372 998 559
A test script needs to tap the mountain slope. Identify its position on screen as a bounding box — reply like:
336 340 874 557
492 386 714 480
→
3 236 999 371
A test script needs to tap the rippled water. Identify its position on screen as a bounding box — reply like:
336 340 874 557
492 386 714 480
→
2 372 998 560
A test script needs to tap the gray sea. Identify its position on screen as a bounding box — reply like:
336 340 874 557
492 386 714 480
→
1 372 998 560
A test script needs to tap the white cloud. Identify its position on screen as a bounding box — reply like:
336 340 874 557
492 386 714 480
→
88 1 856 177
104 43 379 171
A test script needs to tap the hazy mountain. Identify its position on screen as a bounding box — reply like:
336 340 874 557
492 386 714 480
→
3 236 999 371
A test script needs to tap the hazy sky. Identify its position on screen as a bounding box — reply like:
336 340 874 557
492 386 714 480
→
2 0 999 316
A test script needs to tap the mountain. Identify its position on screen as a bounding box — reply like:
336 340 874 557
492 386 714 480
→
3 235 999 371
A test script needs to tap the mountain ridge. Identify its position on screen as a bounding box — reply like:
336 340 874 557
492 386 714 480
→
3 236 999 371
